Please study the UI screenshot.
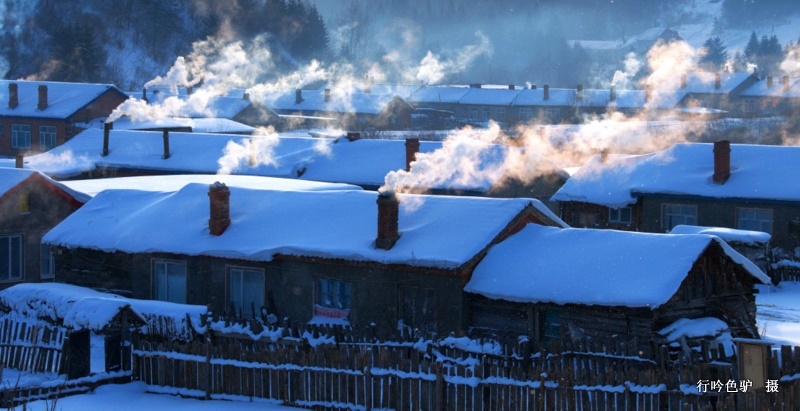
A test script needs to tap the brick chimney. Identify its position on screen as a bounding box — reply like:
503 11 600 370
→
8 83 18 108
208 182 231 236
599 149 609 163
162 130 171 159
243 92 250 101
508 84 515 90
469 83 482 89
645 85 652 103
38 85 48 110
187 86 193 95
576 84 583 100
295 89 302 104
102 122 113 156
405 138 420 171
142 88 148 103
530 84 537 90
543 85 550 101
609 86 616 102
346 132 361 141
15 155 23 169
324 88 331 102
681 73 687 89
768 76 773 87
714 73 721 90
376 192 400 250
783 76 790 92
713 140 731 184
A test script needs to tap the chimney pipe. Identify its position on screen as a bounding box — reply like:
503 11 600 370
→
469 83 482 89
8 83 18 109
324 88 331 103
208 182 231 236
508 84 515 90
142 88 148 103
346 132 361 141
376 192 400 250
783 76 790 93
102 122 113 156
187 86 193 95
576 84 583 100
713 140 731 184
295 89 302 104
37 85 48 110
609 86 616 102
364 83 371 94
768 76 773 87
543 85 550 101
243 92 250 101
15 155 23 169
715 73 721 89
405 138 420 171
162 130 171 159
645 85 652 103
681 73 687 89
530 84 537 90
599 149 609 163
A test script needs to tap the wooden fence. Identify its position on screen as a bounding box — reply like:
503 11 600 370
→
0 318 66 374
131 329 800 411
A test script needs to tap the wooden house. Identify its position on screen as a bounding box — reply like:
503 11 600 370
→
0 167 88 290
738 76 800 117
465 224 769 357
0 80 128 156
655 72 760 116
43 182 565 337
553 141 800 252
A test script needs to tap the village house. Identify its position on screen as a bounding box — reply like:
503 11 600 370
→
0 167 89 290
465 224 769 357
42 182 565 336
656 72 760 116
738 76 800 117
0 80 128 156
552 141 800 252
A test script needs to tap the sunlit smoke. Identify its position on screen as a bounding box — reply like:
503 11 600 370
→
415 32 492 84
781 43 800 76
611 53 642 89
217 127 280 175
643 41 699 88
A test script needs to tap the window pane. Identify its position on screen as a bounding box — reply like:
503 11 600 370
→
229 269 243 312
41 244 54 279
10 236 21 280
0 237 9 280
155 262 168 301
242 270 264 314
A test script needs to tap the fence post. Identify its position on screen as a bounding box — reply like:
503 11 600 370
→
364 365 373 411
434 362 444 411
204 330 212 400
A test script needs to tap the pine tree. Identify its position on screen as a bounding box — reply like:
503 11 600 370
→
744 31 760 61
700 37 729 71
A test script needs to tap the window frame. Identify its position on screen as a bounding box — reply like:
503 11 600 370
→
39 125 57 150
482 107 490 121
736 207 773 234
226 266 265 317
469 107 478 120
0 235 23 282
662 203 698 231
11 123 31 149
608 207 632 224
314 277 351 319
152 258 187 304
518 107 533 121
41 243 54 279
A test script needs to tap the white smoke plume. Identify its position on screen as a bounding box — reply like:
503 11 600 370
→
611 52 642 89
415 32 492 85
217 127 280 175
642 41 699 88
781 43 800 76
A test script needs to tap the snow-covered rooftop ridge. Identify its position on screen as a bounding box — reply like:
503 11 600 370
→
739 77 800 98
0 283 207 333
669 225 771 245
266 89 403 115
110 116 256 134
0 167 90 204
552 143 800 208
654 72 755 94
0 80 126 119
44 185 562 269
127 91 254 119
465 225 769 308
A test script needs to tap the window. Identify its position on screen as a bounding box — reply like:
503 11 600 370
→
469 108 478 120
737 208 773 234
153 259 186 303
400 287 436 334
18 193 29 214
608 207 632 224
0 123 4 137
39 125 57 150
545 108 560 122
41 244 54 279
482 108 490 121
541 308 561 344
228 267 264 317
662 204 697 231
11 124 31 149
315 278 350 319
518 108 533 121
0 235 23 282
496 108 505 121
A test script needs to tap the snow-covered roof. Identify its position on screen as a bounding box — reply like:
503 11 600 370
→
267 89 402 115
552 143 800 208
43 186 558 269
127 91 254 119
0 80 126 119
356 84 423 99
739 77 800 98
458 87 521 106
669 225 771 245
656 72 755 95
410 86 471 104
465 225 769 308
511 87 576 106
111 116 256 134
511 88 685 109
0 167 90 204
61 175 360 197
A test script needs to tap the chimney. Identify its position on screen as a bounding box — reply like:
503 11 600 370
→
187 86 193 95
783 76 790 92
715 73 721 89
295 89 303 104
38 85 48 110
15 155 23 169
469 83 482 89
208 182 231 236
324 88 331 102
243 92 250 101
162 130 171 159
102 122 113 156
599 149 609 163
768 76 773 87
609 86 616 102
142 88 148 103
530 84 537 90
681 73 687 89
543 85 550 101
346 132 361 141
508 84 515 90
405 138 420 171
364 83 371 94
712 140 731 184
375 192 400 250
576 84 583 100
645 85 652 103
8 83 18 108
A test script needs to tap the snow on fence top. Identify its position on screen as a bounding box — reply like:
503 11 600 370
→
552 143 800 208
465 224 769 308
669 225 771 245
0 283 207 335
43 185 562 269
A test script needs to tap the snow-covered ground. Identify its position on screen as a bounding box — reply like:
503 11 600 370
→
756 281 800 346
2 382 301 411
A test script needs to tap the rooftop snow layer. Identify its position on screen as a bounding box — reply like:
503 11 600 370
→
268 89 399 115
551 143 800 208
465 225 769 308
410 86 472 104
0 167 90 204
739 77 800 98
669 225 771 245
0 80 126 119
655 72 755 95
111 116 256 133
43 186 560 269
